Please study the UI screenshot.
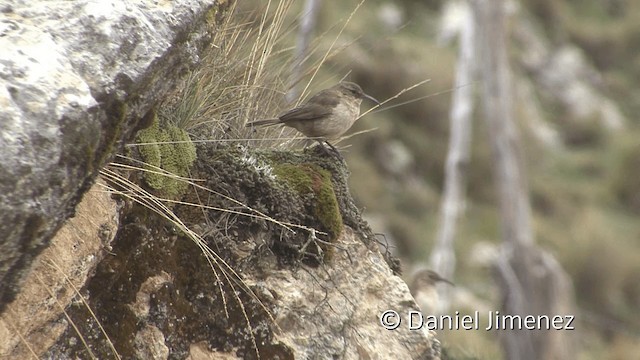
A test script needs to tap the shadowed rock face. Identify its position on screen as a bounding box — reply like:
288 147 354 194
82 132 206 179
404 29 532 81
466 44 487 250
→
0 0 224 310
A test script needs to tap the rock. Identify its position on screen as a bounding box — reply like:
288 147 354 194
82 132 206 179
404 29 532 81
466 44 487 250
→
33 146 439 359
0 0 224 309
0 180 119 359
260 227 438 359
134 324 171 360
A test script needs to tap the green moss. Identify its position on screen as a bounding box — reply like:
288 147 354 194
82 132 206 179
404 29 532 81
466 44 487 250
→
273 162 344 258
136 113 197 199
86 101 127 175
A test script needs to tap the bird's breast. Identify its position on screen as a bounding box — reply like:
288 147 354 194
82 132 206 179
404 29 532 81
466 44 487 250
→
318 101 360 139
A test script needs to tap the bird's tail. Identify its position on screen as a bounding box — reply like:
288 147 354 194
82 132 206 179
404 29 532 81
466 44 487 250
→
245 118 281 127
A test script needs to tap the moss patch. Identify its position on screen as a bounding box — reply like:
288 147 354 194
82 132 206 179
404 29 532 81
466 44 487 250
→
180 144 386 269
273 163 343 259
136 113 197 199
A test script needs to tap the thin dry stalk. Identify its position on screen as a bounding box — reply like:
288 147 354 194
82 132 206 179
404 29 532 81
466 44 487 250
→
45 259 121 360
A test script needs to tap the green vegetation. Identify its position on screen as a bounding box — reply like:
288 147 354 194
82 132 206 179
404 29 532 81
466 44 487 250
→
273 162 343 258
136 113 197 199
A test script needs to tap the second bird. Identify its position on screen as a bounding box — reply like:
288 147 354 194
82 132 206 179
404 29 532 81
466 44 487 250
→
246 82 379 153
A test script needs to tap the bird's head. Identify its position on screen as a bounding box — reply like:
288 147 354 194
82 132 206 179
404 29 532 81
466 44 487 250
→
414 269 455 288
337 82 380 105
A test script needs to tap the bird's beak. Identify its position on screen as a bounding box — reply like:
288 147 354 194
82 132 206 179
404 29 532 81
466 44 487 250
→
435 275 455 286
363 93 380 105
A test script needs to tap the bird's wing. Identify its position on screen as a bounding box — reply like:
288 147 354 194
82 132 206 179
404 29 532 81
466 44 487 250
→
278 88 339 122
278 103 332 123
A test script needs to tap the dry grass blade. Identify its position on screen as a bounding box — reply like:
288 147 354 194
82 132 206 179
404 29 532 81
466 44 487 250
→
110 155 326 235
372 81 476 113
358 78 432 119
33 273 98 360
297 0 367 104
98 167 263 356
45 259 121 360
2 311 39 359
98 161 295 358
98 167 232 311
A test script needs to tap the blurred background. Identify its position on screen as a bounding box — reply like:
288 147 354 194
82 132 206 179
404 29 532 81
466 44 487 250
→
215 0 640 358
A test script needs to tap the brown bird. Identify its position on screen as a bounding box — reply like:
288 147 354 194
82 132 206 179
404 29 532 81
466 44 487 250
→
410 269 455 315
246 82 379 153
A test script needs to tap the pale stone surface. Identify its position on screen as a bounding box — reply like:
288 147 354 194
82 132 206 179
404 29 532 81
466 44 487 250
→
0 180 118 359
188 342 239 360
134 324 171 360
249 228 440 360
0 0 220 308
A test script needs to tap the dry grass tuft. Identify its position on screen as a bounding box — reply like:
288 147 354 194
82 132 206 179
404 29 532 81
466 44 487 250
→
162 0 306 150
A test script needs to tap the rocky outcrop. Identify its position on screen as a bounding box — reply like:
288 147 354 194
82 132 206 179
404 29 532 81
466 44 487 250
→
1 145 439 359
0 0 224 309
0 2 440 357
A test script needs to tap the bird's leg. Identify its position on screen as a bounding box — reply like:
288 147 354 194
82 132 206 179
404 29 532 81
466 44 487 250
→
313 140 332 155
326 141 347 162
316 140 344 160
324 141 340 154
